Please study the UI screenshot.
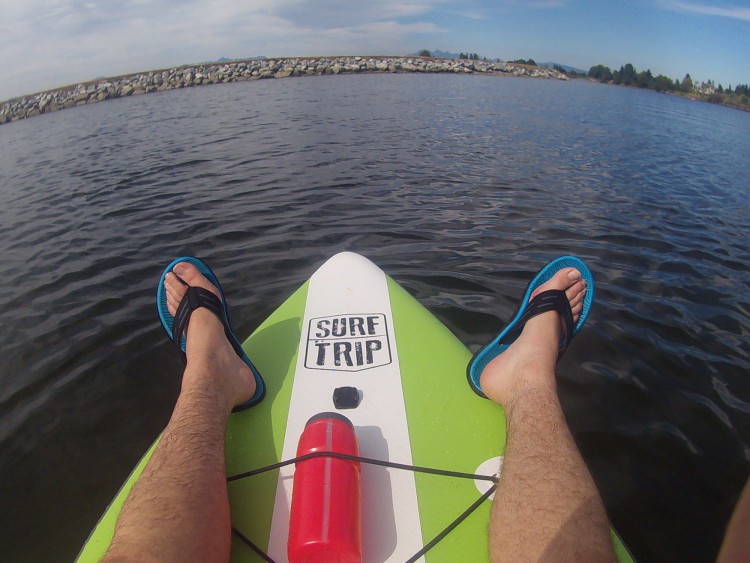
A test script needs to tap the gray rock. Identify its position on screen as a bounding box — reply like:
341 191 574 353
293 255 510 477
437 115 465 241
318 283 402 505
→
0 55 570 125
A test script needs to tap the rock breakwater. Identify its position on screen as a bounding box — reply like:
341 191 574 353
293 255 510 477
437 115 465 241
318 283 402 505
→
0 56 566 125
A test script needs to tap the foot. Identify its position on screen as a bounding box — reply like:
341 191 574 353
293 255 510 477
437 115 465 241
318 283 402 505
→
164 262 255 410
479 267 586 408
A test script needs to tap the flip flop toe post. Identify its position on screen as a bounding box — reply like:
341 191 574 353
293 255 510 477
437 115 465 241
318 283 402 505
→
157 256 266 411
466 256 594 398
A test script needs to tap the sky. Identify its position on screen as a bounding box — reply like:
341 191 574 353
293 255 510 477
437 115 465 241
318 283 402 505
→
1 0 748 101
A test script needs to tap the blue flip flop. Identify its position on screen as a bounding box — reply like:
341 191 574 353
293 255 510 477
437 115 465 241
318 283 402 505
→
157 256 266 411
466 256 594 398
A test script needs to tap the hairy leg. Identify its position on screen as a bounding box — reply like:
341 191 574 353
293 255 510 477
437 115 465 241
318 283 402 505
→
482 268 616 563
103 262 254 563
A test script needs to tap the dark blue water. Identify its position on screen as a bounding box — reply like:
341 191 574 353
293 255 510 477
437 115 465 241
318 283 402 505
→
1 74 749 562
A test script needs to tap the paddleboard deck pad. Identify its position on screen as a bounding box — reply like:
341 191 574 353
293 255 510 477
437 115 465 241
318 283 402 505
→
77 252 634 562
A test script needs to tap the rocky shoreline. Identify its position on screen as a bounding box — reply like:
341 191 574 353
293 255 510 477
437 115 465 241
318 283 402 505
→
0 56 566 125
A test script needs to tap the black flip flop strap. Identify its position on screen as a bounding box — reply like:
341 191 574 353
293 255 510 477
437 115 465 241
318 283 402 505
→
172 286 226 363
504 289 574 351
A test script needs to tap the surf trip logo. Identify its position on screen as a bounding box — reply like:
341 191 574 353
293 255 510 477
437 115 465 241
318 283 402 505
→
305 314 392 371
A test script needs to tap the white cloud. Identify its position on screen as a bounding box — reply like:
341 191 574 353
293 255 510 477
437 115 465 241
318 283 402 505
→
0 0 451 100
494 0 572 8
453 10 488 20
660 0 750 22
272 0 442 28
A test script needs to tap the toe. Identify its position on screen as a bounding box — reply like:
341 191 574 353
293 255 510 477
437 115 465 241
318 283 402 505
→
165 273 187 316
530 267 581 299
566 280 586 324
528 266 586 327
165 262 222 316
564 278 585 299
172 262 221 298
566 282 585 306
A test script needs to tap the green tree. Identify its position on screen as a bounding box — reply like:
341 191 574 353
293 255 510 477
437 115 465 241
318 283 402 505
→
653 75 675 92
620 64 636 86
418 49 431 57
636 69 654 89
581 61 750 108
588 65 613 82
680 74 694 93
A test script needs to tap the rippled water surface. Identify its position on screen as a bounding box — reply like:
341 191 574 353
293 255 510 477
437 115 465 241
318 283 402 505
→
1 74 749 562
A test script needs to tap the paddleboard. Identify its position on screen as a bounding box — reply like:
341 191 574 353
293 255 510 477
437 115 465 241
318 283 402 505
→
77 251 633 562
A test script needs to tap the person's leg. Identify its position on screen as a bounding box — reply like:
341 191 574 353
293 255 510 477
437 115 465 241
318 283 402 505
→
481 267 616 563
103 262 255 563
717 475 750 563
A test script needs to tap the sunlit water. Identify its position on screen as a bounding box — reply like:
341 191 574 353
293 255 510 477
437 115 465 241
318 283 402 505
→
1 74 749 562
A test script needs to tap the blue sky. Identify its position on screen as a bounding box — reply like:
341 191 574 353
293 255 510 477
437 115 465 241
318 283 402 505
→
1 0 748 101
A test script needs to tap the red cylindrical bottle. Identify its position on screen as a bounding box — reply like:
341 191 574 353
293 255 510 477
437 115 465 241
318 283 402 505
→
288 412 362 563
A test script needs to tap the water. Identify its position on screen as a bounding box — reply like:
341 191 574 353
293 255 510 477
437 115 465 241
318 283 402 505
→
1 74 749 563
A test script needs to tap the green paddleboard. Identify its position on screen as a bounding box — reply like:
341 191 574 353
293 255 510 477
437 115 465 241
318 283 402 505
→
78 252 633 562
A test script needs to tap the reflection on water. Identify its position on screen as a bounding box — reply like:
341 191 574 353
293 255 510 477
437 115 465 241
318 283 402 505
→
0 75 748 563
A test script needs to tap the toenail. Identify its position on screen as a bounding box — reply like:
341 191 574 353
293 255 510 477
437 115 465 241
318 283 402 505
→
568 269 581 280
173 263 187 275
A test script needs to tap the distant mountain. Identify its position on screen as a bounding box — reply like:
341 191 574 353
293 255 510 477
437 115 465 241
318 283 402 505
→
411 50 462 59
215 56 266 62
540 62 587 74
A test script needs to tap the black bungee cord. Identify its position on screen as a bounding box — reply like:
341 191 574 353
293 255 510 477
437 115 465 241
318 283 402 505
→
228 451 499 563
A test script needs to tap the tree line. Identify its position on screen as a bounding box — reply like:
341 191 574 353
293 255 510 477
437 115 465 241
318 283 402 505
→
417 50 484 61
587 63 749 108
